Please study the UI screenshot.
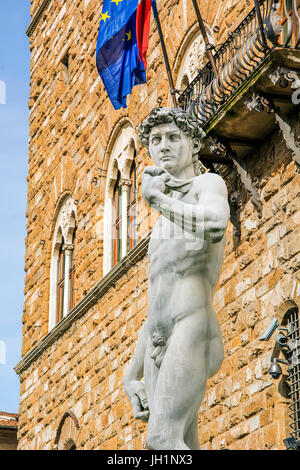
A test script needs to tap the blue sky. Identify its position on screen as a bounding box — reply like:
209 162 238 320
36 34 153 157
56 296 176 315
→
0 2 30 412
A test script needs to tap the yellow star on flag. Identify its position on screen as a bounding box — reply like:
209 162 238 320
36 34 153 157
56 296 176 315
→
125 30 132 41
100 11 110 22
111 0 123 5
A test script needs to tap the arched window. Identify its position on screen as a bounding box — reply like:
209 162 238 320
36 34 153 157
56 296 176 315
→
54 411 80 450
49 196 76 331
103 122 138 276
174 25 215 92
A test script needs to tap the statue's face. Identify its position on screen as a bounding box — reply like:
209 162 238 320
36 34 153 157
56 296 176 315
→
148 122 199 178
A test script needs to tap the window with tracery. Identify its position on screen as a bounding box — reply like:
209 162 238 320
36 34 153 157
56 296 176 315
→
103 123 138 276
49 196 76 331
54 411 79 450
174 27 214 93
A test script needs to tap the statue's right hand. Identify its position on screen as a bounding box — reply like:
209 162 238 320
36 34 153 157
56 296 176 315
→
142 166 169 206
125 380 150 422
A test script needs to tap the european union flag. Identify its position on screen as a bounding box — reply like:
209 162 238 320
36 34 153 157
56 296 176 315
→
96 0 152 110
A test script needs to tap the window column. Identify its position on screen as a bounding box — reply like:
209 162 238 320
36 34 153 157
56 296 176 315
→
62 243 73 318
120 178 132 259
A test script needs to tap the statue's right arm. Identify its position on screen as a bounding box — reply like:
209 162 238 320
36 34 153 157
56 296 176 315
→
143 169 230 244
123 321 150 422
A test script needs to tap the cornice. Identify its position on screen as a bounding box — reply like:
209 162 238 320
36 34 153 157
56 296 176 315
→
15 234 150 376
26 0 52 38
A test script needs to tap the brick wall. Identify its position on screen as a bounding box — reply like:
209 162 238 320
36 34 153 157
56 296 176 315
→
18 0 300 450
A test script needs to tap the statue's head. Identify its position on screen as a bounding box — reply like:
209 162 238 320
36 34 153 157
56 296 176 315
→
137 107 206 176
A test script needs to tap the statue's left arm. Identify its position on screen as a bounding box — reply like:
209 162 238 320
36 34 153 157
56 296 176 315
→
142 168 230 243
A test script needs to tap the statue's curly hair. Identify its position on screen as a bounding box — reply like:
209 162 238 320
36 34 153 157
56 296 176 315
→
137 107 207 175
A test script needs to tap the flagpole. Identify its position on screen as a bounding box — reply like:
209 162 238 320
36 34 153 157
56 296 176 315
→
191 0 219 78
152 1 178 107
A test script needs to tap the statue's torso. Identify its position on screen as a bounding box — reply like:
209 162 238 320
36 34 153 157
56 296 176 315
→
147 187 225 348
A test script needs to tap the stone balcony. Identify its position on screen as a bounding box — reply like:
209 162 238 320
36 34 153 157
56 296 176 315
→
178 0 300 169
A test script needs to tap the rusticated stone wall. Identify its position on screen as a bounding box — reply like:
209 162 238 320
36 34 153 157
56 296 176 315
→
200 120 300 450
22 0 253 354
17 0 300 450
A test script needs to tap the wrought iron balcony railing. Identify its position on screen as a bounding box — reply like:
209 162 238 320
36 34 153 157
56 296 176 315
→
178 0 300 127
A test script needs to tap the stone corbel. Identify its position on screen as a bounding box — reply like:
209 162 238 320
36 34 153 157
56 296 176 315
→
275 113 300 169
228 192 241 238
230 153 263 217
208 134 262 220
206 136 226 156
269 66 300 90
245 92 276 114
246 88 300 170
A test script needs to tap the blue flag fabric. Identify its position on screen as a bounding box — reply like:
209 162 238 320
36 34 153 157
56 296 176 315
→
96 0 148 110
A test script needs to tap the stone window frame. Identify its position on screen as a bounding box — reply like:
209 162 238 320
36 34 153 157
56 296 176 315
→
173 22 215 92
48 195 77 331
103 120 138 277
53 410 80 450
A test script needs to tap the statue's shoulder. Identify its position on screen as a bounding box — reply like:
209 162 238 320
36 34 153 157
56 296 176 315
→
193 172 227 195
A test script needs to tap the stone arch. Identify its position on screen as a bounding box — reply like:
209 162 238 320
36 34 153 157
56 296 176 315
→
53 411 80 450
103 117 137 175
106 158 119 199
123 138 137 179
173 22 215 92
49 190 73 243
103 120 138 276
275 274 300 324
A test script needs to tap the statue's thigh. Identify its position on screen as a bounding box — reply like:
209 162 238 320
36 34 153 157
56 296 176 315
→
150 314 208 425
144 339 159 410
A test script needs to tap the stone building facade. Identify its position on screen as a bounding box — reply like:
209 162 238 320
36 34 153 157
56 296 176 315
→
15 0 300 450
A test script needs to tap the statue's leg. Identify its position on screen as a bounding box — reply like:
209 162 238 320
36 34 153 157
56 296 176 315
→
144 338 159 412
207 308 224 378
184 416 201 450
146 311 208 450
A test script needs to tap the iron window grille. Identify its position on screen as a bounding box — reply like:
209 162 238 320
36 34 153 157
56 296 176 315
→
286 308 300 440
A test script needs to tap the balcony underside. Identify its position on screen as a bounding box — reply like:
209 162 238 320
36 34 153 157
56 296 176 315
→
197 47 300 164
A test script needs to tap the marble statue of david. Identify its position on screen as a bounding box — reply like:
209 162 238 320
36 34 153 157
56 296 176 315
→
124 108 230 450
